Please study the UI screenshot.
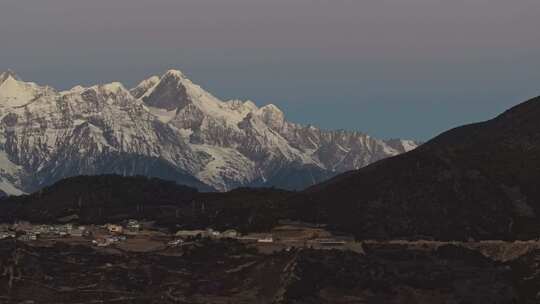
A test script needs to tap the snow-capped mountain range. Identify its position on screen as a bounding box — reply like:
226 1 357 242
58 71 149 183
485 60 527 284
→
0 69 418 195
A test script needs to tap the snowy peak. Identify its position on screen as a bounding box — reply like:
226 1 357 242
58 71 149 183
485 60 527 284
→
141 70 192 111
66 85 87 93
98 82 128 94
257 104 285 129
141 70 255 128
164 69 187 79
243 100 258 111
0 73 45 108
130 75 160 98
0 70 21 84
385 139 420 153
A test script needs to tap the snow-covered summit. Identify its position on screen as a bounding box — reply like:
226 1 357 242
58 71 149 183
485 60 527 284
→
100 82 126 93
0 69 419 194
257 104 286 129
0 73 47 108
164 69 187 79
131 75 160 98
0 70 21 84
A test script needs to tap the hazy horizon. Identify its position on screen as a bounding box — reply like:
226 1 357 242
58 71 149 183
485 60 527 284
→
1 0 539 141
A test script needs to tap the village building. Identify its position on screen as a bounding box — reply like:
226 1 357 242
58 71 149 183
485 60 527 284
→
257 236 274 243
18 232 38 241
126 220 141 233
33 225 50 234
93 238 112 247
206 228 221 238
70 226 87 237
222 229 239 239
55 225 70 237
0 231 15 239
124 220 142 234
65 223 74 232
239 233 274 243
12 221 33 232
175 230 206 239
105 224 124 234
18 234 30 241
168 239 184 247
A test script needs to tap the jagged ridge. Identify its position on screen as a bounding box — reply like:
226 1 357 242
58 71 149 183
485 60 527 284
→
0 69 418 194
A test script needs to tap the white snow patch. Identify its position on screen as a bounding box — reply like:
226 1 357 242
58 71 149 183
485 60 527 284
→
401 139 418 152
192 145 256 191
100 82 127 93
177 128 193 138
0 76 39 107
0 151 25 195
165 69 186 78
145 106 178 123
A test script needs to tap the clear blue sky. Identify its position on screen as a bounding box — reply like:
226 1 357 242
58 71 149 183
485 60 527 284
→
1 0 539 140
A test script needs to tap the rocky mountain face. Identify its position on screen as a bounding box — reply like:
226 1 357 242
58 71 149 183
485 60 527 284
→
288 96 540 240
0 69 418 194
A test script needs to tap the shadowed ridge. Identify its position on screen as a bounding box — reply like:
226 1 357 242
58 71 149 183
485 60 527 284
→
289 95 540 241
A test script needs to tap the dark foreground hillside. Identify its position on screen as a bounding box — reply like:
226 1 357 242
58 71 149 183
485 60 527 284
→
0 175 291 233
287 96 540 240
1 239 538 303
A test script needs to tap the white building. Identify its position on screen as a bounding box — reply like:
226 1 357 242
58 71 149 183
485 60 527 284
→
106 224 124 234
257 237 274 243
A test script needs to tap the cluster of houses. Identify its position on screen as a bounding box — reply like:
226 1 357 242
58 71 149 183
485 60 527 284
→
0 230 16 240
91 220 142 247
92 235 127 247
168 228 241 247
1 220 353 250
175 228 240 240
104 220 142 235
173 228 279 244
0 220 143 246
0 222 89 241
171 227 352 249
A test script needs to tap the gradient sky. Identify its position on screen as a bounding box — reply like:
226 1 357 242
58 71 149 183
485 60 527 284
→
1 0 539 140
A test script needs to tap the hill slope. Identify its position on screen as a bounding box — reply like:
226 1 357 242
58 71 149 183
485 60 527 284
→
288 96 540 240
0 175 291 232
